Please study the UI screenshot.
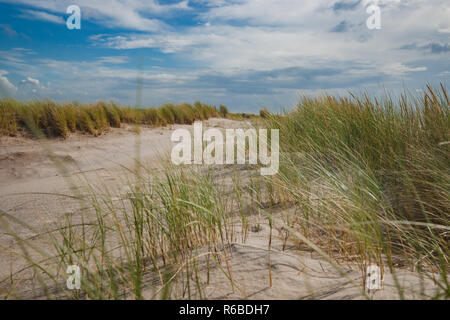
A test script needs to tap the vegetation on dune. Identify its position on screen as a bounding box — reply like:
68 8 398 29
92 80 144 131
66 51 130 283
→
259 107 270 119
219 104 229 117
0 84 448 299
0 99 223 138
262 84 449 296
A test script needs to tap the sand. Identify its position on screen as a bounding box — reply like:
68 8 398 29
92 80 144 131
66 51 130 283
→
0 119 442 300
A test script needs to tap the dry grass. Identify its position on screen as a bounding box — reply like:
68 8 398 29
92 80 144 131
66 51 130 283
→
0 99 222 138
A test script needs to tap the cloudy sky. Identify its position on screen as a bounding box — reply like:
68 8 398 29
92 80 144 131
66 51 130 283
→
0 0 448 112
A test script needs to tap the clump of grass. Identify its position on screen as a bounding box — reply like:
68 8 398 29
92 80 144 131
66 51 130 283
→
259 108 270 118
76 109 95 135
160 104 176 124
142 108 164 126
101 102 121 128
262 84 449 296
44 103 69 138
179 103 196 124
0 164 243 299
0 99 229 139
192 101 219 120
116 106 142 124
12 100 70 138
219 105 229 117
0 99 18 136
85 104 110 135
63 103 77 133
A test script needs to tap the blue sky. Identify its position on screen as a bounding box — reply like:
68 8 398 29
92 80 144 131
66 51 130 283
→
0 0 448 112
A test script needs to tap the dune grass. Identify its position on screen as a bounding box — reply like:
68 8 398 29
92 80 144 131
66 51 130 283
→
0 99 222 138
0 165 247 299
262 84 449 296
0 84 448 299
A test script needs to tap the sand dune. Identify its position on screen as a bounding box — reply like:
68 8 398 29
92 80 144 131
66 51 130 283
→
0 119 443 300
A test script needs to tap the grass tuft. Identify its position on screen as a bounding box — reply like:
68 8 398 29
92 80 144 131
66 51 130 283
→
0 99 226 138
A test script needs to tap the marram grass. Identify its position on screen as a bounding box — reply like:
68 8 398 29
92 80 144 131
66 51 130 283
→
0 84 448 299
262 84 449 297
0 99 223 138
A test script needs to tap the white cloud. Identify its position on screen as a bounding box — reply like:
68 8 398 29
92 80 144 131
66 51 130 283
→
98 56 129 64
88 0 448 76
0 24 18 37
381 62 427 76
3 0 191 31
0 70 18 93
5 0 449 69
17 9 64 24
199 0 324 26
20 76 42 87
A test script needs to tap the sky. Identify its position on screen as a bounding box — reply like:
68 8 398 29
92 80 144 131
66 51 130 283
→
0 0 448 113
